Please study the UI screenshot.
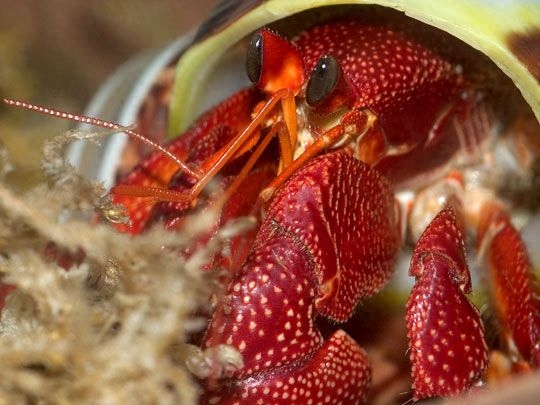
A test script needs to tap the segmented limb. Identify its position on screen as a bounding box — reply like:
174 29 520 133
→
406 204 488 400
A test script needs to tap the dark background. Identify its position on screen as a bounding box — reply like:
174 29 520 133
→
0 1 217 187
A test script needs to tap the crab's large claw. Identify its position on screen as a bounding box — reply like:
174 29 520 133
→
477 203 540 367
406 206 488 401
202 151 401 404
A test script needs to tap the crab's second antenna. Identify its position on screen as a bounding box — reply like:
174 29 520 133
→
3 98 201 181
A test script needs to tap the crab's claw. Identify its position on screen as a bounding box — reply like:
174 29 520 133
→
201 151 401 404
406 206 488 400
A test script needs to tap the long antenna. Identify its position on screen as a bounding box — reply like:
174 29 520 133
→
3 98 202 180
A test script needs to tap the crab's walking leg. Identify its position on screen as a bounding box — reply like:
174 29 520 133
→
0 283 16 310
406 205 488 401
477 202 540 367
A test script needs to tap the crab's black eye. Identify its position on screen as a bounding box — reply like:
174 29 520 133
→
246 32 263 84
306 56 340 107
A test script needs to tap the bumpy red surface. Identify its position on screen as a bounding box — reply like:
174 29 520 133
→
203 330 371 404
406 207 488 400
267 151 401 321
203 152 399 403
478 207 540 365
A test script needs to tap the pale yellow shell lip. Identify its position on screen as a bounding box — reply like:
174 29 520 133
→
169 0 540 137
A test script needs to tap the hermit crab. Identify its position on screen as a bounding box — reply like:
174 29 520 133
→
4 0 540 404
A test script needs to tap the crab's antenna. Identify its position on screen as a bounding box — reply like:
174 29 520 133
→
3 98 202 180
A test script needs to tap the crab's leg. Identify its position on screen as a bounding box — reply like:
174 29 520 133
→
110 87 264 233
0 283 16 310
477 202 540 367
406 204 488 401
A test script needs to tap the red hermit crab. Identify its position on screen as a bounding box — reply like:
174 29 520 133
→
4 1 540 403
